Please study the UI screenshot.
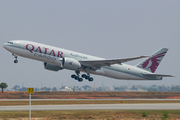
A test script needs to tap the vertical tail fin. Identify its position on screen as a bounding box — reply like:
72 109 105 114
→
136 48 168 73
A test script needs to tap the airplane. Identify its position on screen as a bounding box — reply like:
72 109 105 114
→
3 40 173 82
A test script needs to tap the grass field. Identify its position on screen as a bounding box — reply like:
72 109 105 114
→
0 110 180 120
1 100 180 106
1 91 180 99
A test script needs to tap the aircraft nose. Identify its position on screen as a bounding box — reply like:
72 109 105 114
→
3 43 7 48
3 43 11 50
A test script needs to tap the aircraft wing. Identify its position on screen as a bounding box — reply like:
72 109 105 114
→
80 56 148 70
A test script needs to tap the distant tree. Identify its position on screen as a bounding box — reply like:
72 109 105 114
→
41 87 50 91
13 85 20 91
52 87 58 91
19 87 27 91
0 82 8 93
35 87 39 91
131 85 137 90
114 87 121 91
171 86 180 92
147 87 158 92
82 85 91 91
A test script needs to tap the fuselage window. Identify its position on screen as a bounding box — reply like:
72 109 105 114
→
7 42 13 44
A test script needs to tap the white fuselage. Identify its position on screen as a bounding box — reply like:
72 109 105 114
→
3 40 158 80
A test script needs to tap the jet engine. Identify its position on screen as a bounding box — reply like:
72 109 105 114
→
44 62 63 71
61 57 81 70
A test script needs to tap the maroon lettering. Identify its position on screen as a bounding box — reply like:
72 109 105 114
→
35 46 42 53
26 44 34 53
57 51 63 58
49 50 55 56
43 47 49 54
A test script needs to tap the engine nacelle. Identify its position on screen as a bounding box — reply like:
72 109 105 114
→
44 62 63 71
62 57 81 70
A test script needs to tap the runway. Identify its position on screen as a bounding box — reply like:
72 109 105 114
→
1 103 180 111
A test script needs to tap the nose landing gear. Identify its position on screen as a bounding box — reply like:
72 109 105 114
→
14 60 18 63
12 53 18 63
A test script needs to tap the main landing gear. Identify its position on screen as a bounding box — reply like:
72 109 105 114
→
71 71 94 82
81 74 93 81
71 71 83 82
12 53 18 63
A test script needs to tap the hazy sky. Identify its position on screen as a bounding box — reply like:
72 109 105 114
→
0 0 179 88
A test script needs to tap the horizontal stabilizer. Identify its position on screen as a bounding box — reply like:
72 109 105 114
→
142 73 174 77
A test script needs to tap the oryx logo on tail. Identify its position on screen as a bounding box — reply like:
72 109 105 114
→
142 51 167 73
136 48 168 73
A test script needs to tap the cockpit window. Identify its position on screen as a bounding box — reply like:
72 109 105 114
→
7 42 13 44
